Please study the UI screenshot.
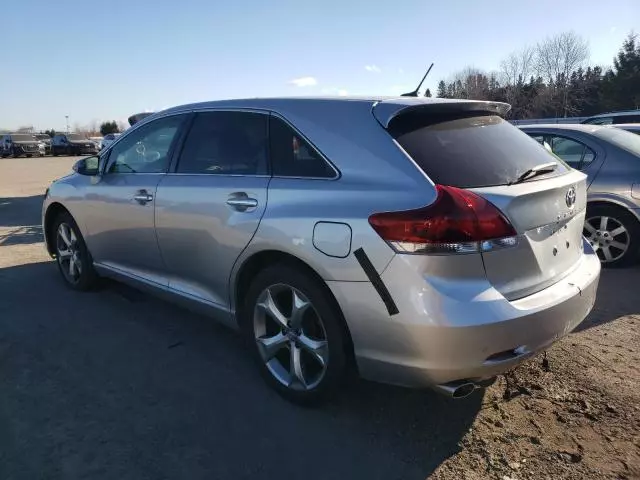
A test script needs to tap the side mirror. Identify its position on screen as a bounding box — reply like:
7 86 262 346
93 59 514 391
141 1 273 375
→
72 156 100 176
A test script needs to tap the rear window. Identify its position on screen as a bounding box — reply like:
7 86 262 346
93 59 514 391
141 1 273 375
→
390 114 570 188
594 127 640 156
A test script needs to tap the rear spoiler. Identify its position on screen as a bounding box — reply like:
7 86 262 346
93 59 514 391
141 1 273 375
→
372 98 511 129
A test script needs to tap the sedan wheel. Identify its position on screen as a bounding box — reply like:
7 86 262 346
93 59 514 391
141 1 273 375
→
56 222 83 284
254 284 329 391
584 206 640 267
244 264 348 404
52 212 98 290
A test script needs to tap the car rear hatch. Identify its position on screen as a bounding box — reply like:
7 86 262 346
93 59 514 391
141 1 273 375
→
373 99 587 301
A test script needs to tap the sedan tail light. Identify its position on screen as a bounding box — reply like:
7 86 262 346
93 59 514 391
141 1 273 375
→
368 185 518 254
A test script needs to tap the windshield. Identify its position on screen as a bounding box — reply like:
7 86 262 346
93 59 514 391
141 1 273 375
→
12 134 36 142
594 127 640 157
67 134 88 141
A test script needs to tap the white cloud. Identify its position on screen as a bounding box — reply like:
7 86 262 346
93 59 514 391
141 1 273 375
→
365 65 381 73
337 89 348 96
288 76 318 87
398 68 405 74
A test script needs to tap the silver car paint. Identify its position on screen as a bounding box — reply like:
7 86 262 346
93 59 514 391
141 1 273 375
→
520 124 640 222
43 97 601 388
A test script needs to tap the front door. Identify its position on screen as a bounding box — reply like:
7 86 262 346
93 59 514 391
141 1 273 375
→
155 110 270 307
83 114 186 284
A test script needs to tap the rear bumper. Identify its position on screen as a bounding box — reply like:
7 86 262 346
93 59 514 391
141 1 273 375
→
328 240 600 388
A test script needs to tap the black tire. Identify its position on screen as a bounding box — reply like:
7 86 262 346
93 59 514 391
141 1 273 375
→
51 212 99 291
585 204 640 268
240 264 349 405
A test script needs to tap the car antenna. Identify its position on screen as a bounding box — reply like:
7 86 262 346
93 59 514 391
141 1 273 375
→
401 63 434 97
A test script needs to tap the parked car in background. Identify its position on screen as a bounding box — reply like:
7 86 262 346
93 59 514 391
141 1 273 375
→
615 123 640 135
581 110 640 125
520 124 640 267
35 134 52 155
89 136 103 150
42 97 600 403
100 133 121 150
51 133 99 156
0 133 42 157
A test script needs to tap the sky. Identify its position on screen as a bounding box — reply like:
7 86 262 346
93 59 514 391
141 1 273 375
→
1 0 638 131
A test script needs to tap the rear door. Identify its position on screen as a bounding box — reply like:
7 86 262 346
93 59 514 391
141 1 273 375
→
155 110 270 307
389 112 586 300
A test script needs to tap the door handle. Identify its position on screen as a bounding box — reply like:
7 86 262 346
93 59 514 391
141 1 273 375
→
226 193 258 211
133 190 153 204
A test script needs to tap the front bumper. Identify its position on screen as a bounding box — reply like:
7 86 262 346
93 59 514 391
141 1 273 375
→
328 240 601 388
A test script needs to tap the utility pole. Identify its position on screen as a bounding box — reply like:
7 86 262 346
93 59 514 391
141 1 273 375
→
65 115 69 133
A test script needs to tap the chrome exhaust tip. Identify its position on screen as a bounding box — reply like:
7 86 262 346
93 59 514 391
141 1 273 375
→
434 380 478 399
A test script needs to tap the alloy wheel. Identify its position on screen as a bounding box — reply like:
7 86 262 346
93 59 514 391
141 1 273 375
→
253 284 329 391
56 222 83 284
584 215 630 263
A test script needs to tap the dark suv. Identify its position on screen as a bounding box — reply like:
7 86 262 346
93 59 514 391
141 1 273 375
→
0 133 41 157
51 133 99 156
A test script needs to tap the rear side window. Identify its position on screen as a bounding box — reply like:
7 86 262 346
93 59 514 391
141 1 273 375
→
269 116 336 178
390 114 570 188
177 111 268 175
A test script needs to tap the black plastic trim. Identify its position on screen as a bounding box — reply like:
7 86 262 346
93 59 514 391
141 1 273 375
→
353 247 399 316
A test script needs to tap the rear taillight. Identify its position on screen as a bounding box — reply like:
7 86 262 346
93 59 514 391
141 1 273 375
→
368 185 518 254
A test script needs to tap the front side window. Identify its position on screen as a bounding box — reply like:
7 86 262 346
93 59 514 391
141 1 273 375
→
269 116 336 178
176 111 268 175
549 136 595 170
107 115 184 174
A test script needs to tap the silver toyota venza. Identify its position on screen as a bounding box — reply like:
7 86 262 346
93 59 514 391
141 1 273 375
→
42 97 601 403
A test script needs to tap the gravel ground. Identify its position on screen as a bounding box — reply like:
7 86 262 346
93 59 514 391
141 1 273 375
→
0 156 638 480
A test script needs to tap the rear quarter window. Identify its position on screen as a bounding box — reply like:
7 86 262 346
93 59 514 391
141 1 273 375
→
389 114 570 188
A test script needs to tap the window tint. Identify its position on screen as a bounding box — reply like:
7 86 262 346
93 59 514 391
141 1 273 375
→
108 115 183 174
613 115 640 124
269 116 335 178
390 114 569 188
177 111 268 175
549 136 595 169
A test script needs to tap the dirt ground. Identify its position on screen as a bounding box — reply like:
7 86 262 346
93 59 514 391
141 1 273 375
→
1 156 639 479
432 271 640 480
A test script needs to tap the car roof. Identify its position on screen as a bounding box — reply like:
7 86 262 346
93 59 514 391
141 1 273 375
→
584 110 640 119
157 96 510 129
518 123 606 133
615 123 640 130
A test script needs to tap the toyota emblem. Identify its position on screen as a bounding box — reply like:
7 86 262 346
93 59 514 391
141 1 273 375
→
565 187 576 208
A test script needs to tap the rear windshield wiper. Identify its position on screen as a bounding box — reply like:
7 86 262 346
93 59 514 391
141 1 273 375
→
509 161 558 185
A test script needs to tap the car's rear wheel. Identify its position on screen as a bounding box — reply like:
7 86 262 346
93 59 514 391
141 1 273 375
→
241 264 348 405
584 204 640 268
52 212 98 290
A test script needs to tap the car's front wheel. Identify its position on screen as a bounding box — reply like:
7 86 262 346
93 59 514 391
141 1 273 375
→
241 264 349 405
52 212 98 290
584 205 640 268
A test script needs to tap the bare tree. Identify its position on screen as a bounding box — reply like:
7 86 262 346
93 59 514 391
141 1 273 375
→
536 32 589 82
535 32 589 116
500 46 535 86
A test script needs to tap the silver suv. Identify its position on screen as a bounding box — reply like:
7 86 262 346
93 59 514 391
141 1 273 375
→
42 98 601 403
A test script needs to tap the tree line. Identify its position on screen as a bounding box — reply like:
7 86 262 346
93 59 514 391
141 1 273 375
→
435 32 640 120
